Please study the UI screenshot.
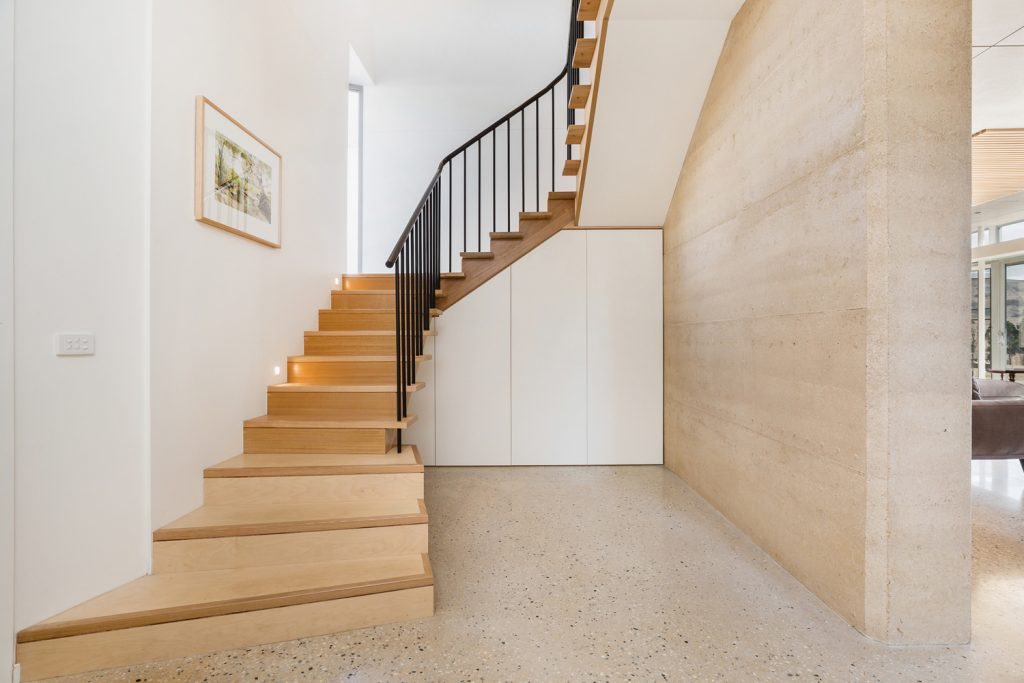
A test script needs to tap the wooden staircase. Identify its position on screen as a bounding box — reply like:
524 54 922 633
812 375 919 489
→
15 275 435 681
436 191 577 309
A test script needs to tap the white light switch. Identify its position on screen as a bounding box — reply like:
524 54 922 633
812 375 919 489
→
56 334 95 356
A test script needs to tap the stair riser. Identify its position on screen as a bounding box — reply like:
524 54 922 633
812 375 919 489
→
203 473 424 505
243 426 394 454
319 310 395 331
304 335 396 355
15 587 433 682
331 292 394 310
288 360 410 385
267 391 396 417
153 525 429 573
342 275 393 291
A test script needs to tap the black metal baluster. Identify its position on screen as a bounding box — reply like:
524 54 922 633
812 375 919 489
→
550 89 555 192
506 121 511 231
394 252 402 451
477 141 482 252
535 101 540 211
520 111 525 214
448 164 452 273
492 132 496 235
463 152 467 255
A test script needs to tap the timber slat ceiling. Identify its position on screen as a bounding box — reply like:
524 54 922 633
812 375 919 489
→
973 129 1024 207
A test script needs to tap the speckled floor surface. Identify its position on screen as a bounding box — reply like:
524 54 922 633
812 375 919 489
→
45 463 1024 683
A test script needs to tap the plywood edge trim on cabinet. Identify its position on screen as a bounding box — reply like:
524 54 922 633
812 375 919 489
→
566 225 663 230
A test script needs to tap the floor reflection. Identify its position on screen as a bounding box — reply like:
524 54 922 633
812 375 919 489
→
971 458 1024 509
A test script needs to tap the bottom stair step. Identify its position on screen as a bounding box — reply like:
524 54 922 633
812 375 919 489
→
16 556 433 681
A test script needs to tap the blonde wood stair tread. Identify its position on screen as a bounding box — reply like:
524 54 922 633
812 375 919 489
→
459 251 494 260
563 159 581 176
154 498 428 541
267 382 426 393
288 355 431 363
566 125 585 145
490 231 525 240
440 272 466 280
569 84 591 109
330 289 393 294
243 414 418 430
577 0 599 20
17 554 433 643
304 330 435 337
204 447 423 478
572 38 597 68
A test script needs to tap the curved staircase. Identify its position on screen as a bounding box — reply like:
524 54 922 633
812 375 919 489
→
15 0 611 677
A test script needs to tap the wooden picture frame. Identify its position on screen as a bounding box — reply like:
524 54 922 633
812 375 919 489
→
194 96 283 248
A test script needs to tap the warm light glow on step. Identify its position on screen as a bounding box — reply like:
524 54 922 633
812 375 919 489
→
273 366 281 376
334 277 341 286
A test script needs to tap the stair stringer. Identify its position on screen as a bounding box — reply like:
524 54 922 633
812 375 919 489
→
438 192 577 310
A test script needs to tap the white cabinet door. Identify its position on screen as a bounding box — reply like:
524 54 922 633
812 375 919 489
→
435 271 512 466
510 231 587 465
587 230 663 465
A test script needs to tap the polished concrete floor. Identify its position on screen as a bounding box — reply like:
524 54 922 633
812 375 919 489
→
51 462 1024 682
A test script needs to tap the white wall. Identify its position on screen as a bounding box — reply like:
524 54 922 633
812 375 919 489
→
359 0 569 272
578 1 742 227
1 0 14 675
150 0 349 529
12 0 152 630
433 230 663 466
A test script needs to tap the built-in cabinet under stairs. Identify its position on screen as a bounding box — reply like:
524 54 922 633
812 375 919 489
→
15 275 435 681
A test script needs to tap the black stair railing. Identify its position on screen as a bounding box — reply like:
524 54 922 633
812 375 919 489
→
386 0 584 452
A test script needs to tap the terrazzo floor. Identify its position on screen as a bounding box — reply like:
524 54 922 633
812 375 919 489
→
46 463 1024 682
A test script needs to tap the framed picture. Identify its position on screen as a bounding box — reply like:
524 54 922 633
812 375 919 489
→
195 96 282 248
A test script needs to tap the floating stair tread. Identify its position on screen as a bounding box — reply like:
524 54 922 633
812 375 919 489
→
304 330 435 337
550 191 576 200
440 272 466 280
154 498 427 541
578 0 599 20
564 159 581 176
244 414 418 430
569 84 591 109
204 447 423 478
520 211 552 220
289 355 431 363
268 382 426 393
490 232 525 240
18 554 432 643
566 125 585 145
460 252 494 260
572 38 597 68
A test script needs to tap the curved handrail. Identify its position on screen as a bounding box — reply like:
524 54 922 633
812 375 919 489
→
386 0 583 453
386 4 580 267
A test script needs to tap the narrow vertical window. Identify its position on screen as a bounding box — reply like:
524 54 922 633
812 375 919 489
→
347 85 363 273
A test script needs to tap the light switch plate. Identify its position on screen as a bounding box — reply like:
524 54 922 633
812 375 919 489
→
56 334 95 356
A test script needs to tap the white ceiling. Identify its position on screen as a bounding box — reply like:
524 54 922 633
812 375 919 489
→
973 0 1024 132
